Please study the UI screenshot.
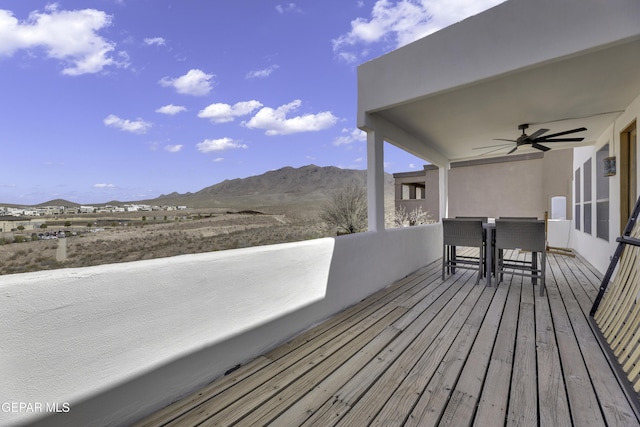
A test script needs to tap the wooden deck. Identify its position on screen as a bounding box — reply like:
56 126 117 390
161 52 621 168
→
135 251 640 426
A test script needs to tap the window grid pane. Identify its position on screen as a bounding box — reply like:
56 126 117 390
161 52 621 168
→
596 145 610 241
584 159 592 202
597 201 609 240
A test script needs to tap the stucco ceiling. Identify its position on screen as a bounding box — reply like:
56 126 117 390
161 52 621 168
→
373 35 640 162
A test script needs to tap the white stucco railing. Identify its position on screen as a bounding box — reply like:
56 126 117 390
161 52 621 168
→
0 224 442 427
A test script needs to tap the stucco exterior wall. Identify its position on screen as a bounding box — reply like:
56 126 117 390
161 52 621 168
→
541 149 574 218
449 155 542 218
392 152 577 248
0 225 442 427
398 151 573 220
0 218 35 233
572 92 640 273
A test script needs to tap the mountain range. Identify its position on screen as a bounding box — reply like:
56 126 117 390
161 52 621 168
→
20 165 396 211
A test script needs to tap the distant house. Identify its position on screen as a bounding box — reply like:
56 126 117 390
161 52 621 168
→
15 208 38 216
393 165 438 220
123 204 151 212
37 206 64 216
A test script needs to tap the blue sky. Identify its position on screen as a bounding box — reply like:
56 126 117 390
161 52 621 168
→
0 0 505 205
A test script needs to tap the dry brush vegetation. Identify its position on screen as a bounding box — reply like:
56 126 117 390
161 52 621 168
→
0 209 331 276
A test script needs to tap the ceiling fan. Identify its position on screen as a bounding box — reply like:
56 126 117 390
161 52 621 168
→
477 123 587 155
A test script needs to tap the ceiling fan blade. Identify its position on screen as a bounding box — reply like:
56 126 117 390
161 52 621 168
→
507 146 518 154
473 142 514 150
492 138 518 143
532 143 551 152
479 145 514 156
528 128 549 140
535 137 585 143
540 127 587 139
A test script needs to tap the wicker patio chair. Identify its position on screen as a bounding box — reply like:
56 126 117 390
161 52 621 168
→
494 219 546 296
456 217 489 274
442 219 485 285
496 217 537 263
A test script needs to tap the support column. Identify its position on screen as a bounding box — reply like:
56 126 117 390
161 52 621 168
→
439 163 450 221
367 129 385 232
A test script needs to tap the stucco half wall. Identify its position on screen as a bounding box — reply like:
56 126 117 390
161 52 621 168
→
0 224 442 426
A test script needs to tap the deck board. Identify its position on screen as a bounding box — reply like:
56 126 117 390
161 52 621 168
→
534 271 571 427
443 279 508 425
134 251 640 427
546 256 606 426
508 281 537 426
371 282 496 426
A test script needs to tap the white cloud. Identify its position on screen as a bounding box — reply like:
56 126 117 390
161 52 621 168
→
103 114 151 134
164 144 183 153
198 100 263 124
276 4 301 14
159 69 214 96
213 157 224 162
246 64 279 79
144 37 165 46
196 138 247 153
156 104 187 115
333 0 506 62
93 183 115 188
244 100 338 136
0 5 127 75
333 127 366 146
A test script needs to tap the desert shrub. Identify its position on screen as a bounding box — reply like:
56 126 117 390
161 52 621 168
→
8 251 24 261
388 206 434 227
320 181 367 234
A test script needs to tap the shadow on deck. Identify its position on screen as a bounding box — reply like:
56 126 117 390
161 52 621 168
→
135 251 639 426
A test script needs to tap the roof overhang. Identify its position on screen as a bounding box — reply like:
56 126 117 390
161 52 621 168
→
358 0 640 163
